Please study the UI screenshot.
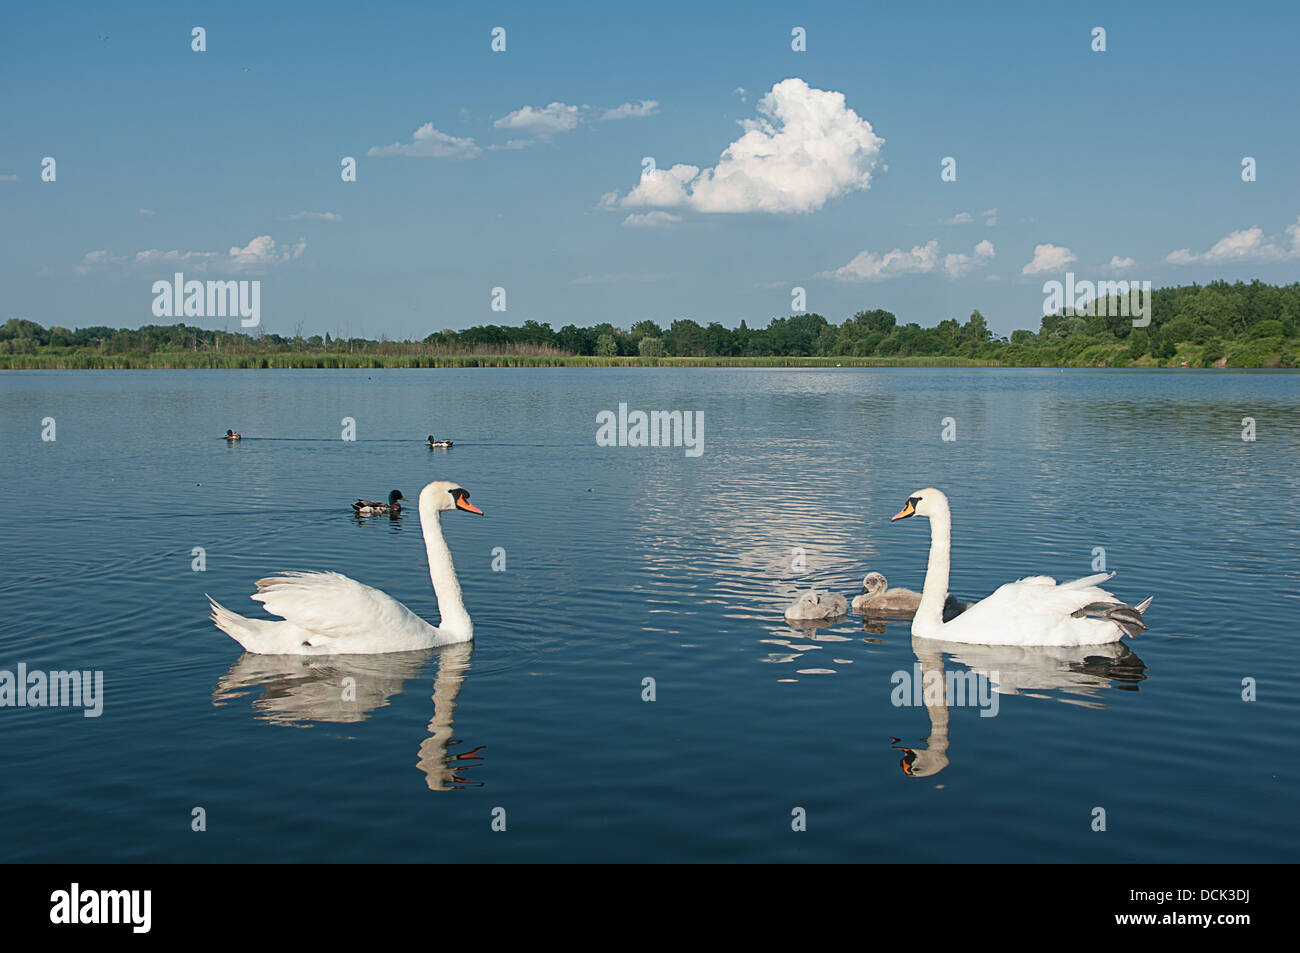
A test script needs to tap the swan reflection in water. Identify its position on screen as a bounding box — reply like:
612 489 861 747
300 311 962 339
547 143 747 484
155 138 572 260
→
893 633 1147 779
212 641 484 790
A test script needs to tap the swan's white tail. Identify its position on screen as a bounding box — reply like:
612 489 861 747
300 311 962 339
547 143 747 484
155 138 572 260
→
1135 595 1154 614
208 595 273 652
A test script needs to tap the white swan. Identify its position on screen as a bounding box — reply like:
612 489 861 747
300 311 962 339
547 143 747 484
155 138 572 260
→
209 481 483 654
891 488 1152 646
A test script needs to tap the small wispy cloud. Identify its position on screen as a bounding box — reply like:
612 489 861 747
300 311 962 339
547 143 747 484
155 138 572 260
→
600 100 660 120
494 102 581 137
622 211 681 228
571 272 667 285
946 208 997 226
74 250 126 275
1106 255 1135 272
0 173 19 183
368 123 481 159
284 211 341 222
77 235 307 276
138 208 155 217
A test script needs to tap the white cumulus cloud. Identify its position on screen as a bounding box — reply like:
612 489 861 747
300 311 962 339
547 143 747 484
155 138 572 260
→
1021 243 1077 275
820 240 940 282
943 239 995 278
1106 255 1135 271
1166 217 1300 265
822 237 993 282
368 123 481 159
945 212 974 225
226 235 306 270
614 78 884 214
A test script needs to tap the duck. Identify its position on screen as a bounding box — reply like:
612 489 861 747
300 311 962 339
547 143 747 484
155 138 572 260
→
209 481 483 654
784 589 848 621
890 488 1152 646
224 429 241 440
352 490 406 515
427 436 454 448
852 571 967 619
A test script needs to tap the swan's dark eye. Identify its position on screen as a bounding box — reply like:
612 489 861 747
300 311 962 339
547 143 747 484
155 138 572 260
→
908 496 921 506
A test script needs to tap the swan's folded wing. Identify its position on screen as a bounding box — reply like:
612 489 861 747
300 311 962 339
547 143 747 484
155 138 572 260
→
250 571 423 641
958 578 1122 626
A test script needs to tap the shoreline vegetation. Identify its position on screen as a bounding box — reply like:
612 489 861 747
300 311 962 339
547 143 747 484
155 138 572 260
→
3 279 1297 370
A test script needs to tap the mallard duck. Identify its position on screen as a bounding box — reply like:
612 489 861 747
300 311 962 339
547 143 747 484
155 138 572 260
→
224 429 242 440
427 435 453 448
352 490 407 515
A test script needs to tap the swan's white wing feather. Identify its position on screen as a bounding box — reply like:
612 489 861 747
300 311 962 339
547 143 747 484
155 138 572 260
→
251 571 429 642
1060 571 1116 589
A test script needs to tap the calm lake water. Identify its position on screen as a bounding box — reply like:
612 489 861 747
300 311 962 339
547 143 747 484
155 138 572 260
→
1 368 1297 862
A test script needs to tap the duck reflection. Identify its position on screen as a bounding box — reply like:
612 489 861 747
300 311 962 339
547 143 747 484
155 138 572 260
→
893 635 1146 779
212 642 484 790
351 511 406 529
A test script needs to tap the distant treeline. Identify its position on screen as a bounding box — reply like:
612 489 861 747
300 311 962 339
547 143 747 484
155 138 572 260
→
3 279 1298 368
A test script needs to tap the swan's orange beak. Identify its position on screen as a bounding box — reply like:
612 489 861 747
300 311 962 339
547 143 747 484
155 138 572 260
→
891 499 916 521
455 497 484 515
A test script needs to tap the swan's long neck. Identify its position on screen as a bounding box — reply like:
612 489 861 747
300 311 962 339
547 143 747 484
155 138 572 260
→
915 503 952 632
419 496 472 639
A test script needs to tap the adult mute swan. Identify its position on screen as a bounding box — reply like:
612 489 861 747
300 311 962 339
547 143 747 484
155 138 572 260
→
891 488 1152 646
209 481 483 654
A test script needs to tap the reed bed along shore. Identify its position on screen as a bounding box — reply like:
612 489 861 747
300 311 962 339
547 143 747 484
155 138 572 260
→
0 352 1004 370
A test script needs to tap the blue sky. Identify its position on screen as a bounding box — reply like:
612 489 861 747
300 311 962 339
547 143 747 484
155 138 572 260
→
2 0 1298 339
